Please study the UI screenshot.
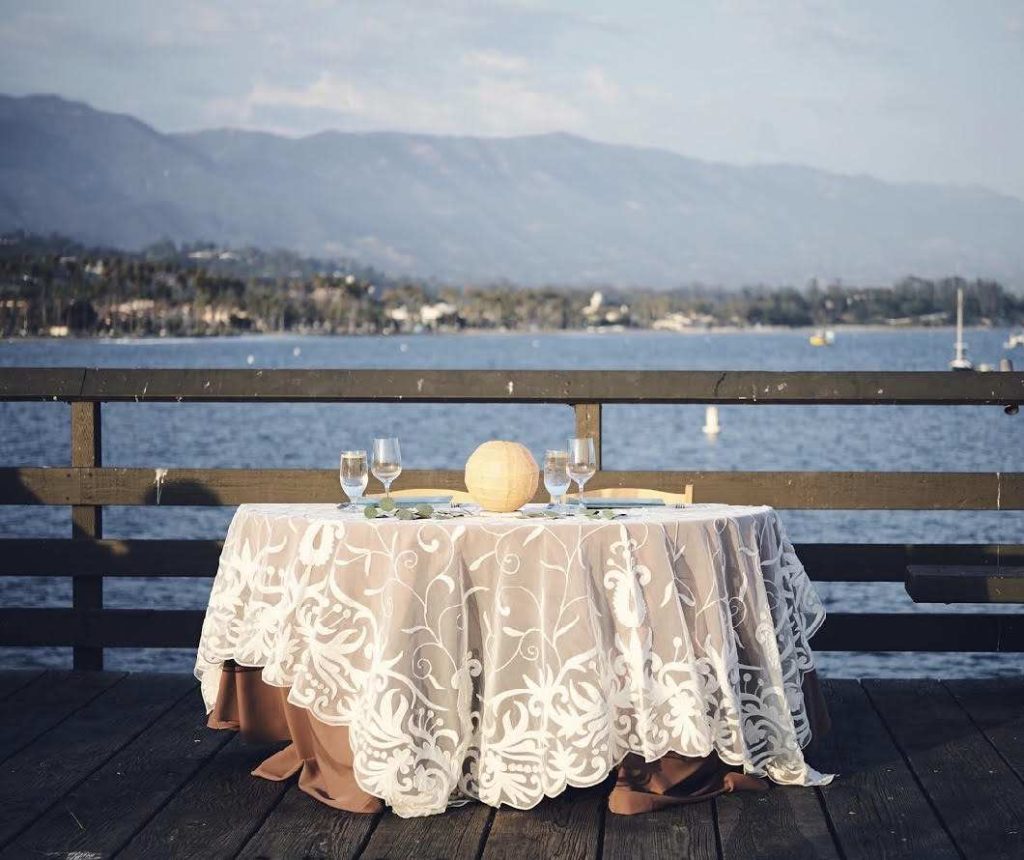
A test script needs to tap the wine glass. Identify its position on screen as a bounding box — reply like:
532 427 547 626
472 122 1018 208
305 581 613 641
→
543 449 570 512
371 437 402 501
566 437 597 511
339 450 368 509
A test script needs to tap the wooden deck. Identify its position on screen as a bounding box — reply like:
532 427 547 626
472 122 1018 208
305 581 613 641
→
0 672 1022 859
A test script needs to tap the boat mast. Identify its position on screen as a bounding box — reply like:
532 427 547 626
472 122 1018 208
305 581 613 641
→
950 287 973 370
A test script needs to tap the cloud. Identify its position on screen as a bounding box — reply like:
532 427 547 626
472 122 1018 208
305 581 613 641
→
583 67 621 105
206 67 585 138
462 49 529 73
248 73 365 113
720 0 893 60
472 76 585 135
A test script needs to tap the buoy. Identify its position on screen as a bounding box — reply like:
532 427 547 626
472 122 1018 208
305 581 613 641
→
246 354 255 365
702 406 721 436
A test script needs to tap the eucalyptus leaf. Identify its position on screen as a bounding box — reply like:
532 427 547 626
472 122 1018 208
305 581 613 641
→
395 508 416 520
415 503 434 517
380 498 396 512
363 505 379 519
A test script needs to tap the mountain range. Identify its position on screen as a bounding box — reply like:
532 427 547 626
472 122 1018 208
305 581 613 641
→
2 93 1023 288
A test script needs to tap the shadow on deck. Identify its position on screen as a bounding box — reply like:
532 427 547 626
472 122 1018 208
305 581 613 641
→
0 671 1022 859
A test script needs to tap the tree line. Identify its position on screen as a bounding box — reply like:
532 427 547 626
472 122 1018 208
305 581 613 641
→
1 233 1021 337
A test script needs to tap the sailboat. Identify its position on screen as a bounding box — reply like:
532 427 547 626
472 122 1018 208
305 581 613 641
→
949 288 973 371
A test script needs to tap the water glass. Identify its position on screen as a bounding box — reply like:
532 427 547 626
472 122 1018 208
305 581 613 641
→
371 437 402 500
567 437 597 510
339 450 368 508
543 449 570 511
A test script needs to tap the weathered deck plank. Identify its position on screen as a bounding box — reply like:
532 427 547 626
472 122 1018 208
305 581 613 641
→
237 785 381 860
716 787 839 860
864 678 1024 860
117 735 292 859
0 673 193 847
0 685 227 859
0 670 43 702
362 803 492 859
0 669 124 763
603 802 718 860
815 679 959 859
482 783 608 860
945 678 1024 783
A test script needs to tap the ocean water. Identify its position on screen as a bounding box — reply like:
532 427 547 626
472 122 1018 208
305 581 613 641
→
1 328 1022 678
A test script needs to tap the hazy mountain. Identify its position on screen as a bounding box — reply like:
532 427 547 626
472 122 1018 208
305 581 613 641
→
2 93 1023 287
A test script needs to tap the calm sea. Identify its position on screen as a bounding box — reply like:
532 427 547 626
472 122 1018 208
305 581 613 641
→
1 328 1022 678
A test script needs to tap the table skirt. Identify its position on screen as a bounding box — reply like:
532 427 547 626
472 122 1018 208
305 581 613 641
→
208 661 831 815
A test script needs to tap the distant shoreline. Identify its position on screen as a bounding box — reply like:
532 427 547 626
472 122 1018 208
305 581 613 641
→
3 323 1015 343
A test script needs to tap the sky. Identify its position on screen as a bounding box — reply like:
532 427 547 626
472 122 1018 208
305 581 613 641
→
2 0 1024 198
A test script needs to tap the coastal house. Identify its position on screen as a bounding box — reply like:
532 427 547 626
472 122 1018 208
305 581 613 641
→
419 300 460 329
582 290 631 329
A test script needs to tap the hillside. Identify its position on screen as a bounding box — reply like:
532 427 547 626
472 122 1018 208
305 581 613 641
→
2 94 1023 287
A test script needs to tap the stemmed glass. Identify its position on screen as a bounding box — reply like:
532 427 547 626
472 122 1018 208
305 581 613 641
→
371 437 402 501
566 437 597 512
339 450 368 509
543 449 570 513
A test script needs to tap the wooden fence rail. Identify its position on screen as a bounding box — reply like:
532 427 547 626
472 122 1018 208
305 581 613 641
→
2 367 1024 404
1 367 1021 668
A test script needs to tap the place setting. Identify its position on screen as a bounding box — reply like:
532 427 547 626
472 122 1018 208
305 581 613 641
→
337 434 684 522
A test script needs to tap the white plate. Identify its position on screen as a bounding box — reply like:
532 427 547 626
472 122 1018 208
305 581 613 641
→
351 496 454 507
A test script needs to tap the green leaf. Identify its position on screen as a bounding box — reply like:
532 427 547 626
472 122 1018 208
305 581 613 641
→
380 498 396 512
363 505 379 519
395 508 416 520
415 503 433 518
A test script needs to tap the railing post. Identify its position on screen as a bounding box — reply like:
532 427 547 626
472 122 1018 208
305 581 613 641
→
573 403 602 469
71 401 103 670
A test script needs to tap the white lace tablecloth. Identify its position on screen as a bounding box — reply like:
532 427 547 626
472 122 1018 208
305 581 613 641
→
196 502 831 817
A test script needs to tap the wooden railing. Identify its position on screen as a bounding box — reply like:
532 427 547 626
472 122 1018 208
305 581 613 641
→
2 367 1023 669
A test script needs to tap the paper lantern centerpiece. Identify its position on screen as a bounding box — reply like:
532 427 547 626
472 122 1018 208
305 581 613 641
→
464 440 539 512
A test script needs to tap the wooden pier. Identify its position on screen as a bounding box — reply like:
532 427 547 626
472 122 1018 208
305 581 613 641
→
1 367 1022 856
0 670 1021 859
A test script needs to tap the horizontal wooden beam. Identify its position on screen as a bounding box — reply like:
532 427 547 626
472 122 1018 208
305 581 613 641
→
0 539 224 576
0 367 85 400
0 609 206 648
796 544 1024 581
2 539 1022 581
905 566 1024 604
3 467 1022 509
813 612 1024 652
1 368 1022 405
1 608 1020 652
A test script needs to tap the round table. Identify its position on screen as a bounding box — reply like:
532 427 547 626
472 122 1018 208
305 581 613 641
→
196 502 832 818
